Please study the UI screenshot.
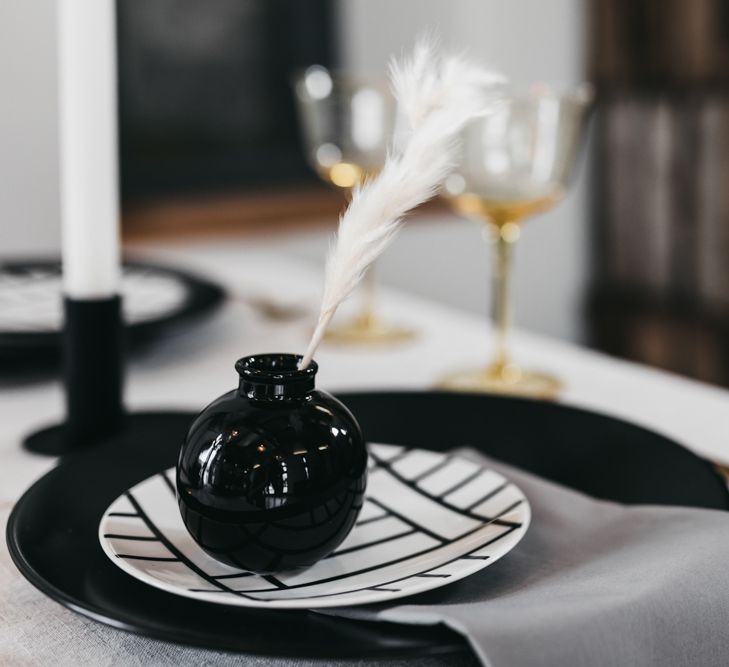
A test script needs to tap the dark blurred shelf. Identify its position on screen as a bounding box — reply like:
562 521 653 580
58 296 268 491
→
590 0 729 89
121 186 451 243
122 186 345 241
587 285 729 386
588 0 729 388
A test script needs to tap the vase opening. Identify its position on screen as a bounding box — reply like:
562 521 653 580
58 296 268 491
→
235 353 317 400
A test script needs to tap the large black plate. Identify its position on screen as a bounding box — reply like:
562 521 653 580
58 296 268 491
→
7 393 729 659
0 259 225 373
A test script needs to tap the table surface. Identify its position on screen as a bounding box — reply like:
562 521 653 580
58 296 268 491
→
3 237 729 665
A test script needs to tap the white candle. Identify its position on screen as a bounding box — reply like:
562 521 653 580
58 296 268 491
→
58 0 120 299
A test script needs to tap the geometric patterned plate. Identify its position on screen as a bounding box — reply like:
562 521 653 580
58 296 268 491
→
0 260 225 370
99 443 530 609
0 262 189 332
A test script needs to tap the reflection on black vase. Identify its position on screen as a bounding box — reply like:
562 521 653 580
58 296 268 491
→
177 354 368 573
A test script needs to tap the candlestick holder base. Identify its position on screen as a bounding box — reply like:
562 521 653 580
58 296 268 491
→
23 411 189 458
23 423 80 457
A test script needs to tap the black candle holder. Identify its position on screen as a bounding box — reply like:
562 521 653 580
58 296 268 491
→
23 296 125 455
22 294 190 457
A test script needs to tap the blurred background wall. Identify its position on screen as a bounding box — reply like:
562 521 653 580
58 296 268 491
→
0 0 588 344
1 0 60 257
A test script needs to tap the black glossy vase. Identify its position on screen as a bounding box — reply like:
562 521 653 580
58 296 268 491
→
176 353 368 573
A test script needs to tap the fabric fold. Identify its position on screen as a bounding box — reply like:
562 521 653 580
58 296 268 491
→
322 450 729 667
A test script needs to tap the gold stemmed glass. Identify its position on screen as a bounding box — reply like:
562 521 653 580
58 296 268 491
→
293 65 415 344
438 84 592 399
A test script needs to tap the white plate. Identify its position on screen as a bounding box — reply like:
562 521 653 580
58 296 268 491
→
0 264 188 332
99 443 530 609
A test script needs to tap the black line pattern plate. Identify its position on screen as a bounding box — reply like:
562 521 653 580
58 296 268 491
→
99 443 530 609
0 263 188 332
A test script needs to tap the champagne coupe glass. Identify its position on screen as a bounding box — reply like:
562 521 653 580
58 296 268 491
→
293 65 415 344
438 84 593 398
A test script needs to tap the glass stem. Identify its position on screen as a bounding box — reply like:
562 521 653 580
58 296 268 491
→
490 223 517 372
360 263 377 329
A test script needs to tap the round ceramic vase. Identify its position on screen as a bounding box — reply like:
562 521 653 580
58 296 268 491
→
177 354 368 573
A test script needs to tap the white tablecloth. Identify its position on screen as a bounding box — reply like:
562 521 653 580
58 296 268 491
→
2 238 729 665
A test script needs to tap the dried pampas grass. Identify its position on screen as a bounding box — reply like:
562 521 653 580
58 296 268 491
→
300 39 504 369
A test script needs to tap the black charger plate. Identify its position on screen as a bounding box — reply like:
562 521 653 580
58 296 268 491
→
7 393 729 659
0 259 225 373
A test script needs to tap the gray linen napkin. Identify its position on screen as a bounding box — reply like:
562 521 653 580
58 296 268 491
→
323 450 729 667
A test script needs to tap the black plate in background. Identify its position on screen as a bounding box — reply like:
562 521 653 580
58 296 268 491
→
0 259 225 373
344 392 729 508
7 393 729 659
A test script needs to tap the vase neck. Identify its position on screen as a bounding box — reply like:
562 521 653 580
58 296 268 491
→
235 353 317 401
